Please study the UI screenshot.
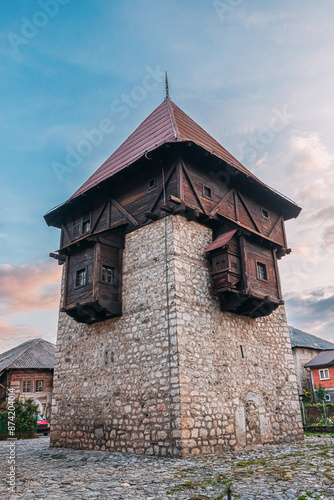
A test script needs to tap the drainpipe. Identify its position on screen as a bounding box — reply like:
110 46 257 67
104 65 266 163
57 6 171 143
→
309 368 315 402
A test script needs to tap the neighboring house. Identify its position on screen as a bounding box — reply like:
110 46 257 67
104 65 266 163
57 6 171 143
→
0 339 55 419
289 326 334 395
305 351 334 403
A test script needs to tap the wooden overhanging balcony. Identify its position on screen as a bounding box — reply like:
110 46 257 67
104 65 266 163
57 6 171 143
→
206 230 283 318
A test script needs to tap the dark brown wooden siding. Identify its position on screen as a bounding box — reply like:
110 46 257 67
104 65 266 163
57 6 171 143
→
244 240 280 300
65 246 95 307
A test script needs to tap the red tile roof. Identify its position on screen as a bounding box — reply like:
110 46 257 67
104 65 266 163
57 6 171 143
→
69 99 261 201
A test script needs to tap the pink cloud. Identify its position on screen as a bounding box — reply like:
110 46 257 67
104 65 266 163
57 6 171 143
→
0 262 61 314
288 132 333 179
0 320 47 353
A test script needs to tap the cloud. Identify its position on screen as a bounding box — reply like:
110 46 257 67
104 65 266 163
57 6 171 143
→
0 320 46 354
288 132 333 180
0 262 61 314
285 287 334 343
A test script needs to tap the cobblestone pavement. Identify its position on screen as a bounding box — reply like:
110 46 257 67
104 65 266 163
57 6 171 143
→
1 435 334 499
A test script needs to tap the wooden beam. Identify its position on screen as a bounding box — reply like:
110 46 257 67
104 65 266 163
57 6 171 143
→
238 235 249 292
49 252 66 262
181 161 206 215
176 161 184 201
148 163 177 213
272 248 283 300
209 187 233 217
236 191 261 233
144 211 160 220
267 214 282 240
160 204 175 214
111 198 139 226
246 299 268 317
168 195 182 204
233 190 239 222
90 199 108 234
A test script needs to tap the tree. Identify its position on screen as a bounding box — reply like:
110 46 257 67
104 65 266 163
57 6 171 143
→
314 383 326 403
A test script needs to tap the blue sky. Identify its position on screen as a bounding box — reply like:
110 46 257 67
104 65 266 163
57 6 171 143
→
1 0 334 350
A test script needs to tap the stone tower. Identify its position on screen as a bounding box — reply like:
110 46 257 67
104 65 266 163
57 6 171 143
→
45 94 304 456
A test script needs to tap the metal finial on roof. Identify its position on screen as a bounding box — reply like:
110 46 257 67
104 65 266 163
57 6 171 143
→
165 71 170 100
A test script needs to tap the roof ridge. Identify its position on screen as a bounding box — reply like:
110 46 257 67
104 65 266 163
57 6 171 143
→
7 338 41 369
166 98 179 139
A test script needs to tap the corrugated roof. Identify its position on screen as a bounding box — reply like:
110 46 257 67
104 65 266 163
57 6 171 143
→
304 350 334 368
288 326 334 351
205 230 237 253
0 339 55 372
68 99 280 201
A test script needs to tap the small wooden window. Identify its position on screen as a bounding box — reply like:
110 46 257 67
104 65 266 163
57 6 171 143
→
319 369 330 380
257 262 267 281
35 380 43 392
148 178 156 190
261 208 269 219
101 265 114 284
23 381 31 393
76 268 87 287
82 220 90 234
203 185 212 199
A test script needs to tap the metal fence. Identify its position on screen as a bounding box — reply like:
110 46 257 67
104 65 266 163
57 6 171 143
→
300 402 334 426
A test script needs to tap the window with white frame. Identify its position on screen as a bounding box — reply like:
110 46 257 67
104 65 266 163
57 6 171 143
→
325 394 331 402
23 380 32 392
319 368 330 380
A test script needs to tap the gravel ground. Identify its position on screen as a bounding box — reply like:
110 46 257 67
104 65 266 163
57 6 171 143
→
0 435 334 499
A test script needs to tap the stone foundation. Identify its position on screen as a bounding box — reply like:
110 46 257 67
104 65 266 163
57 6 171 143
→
51 215 303 456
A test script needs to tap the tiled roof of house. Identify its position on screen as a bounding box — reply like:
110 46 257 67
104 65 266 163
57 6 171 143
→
289 326 334 351
0 339 55 372
304 350 334 368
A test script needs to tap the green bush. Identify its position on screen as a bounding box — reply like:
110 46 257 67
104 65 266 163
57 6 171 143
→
303 390 313 404
6 398 39 433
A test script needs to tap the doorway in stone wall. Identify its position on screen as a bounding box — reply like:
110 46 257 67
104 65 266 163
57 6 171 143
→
245 400 261 446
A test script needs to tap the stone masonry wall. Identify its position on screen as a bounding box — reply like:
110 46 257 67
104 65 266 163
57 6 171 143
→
292 347 321 394
172 216 304 456
51 215 304 457
51 217 182 456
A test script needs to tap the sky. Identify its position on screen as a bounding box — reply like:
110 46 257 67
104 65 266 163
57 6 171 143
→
0 0 334 352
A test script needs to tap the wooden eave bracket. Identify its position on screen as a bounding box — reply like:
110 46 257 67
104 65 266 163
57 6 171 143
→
49 252 66 263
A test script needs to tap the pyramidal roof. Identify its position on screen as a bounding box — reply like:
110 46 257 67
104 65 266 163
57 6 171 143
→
0 338 55 372
70 98 262 201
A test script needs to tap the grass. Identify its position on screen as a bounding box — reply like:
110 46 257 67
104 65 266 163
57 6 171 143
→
39 452 67 460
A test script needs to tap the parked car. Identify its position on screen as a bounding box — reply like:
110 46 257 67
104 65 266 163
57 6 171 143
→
36 415 50 435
